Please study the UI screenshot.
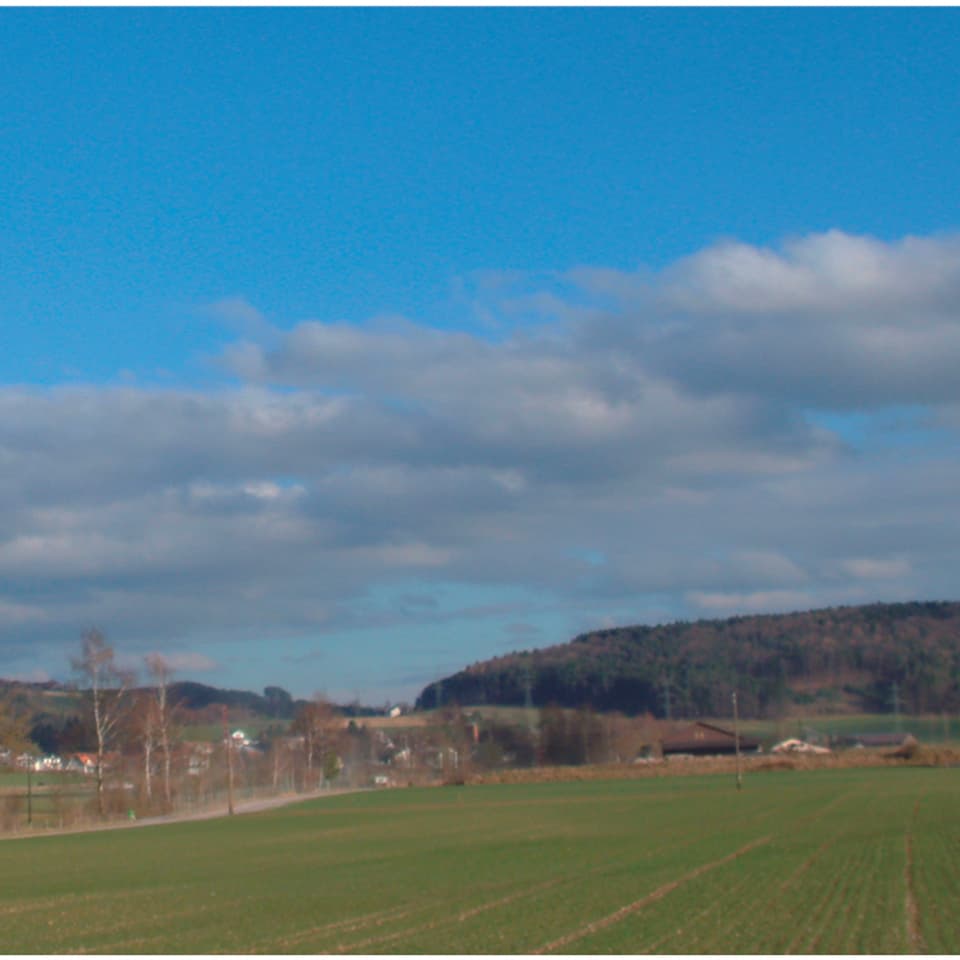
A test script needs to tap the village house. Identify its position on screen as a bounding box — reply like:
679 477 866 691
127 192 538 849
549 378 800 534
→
71 753 97 774
771 738 831 755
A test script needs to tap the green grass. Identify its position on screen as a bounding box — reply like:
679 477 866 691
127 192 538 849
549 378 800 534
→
1 766 956 953
179 716 283 742
0 771 88 790
736 712 960 745
0 773 96 830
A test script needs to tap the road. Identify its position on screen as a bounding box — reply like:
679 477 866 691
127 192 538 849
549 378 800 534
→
0 785 372 841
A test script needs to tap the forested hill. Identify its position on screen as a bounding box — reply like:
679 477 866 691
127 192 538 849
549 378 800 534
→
415 601 960 719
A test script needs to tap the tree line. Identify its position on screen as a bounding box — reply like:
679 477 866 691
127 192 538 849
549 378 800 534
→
0 629 350 824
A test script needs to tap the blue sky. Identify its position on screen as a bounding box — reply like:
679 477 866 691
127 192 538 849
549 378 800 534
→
2 9 960 703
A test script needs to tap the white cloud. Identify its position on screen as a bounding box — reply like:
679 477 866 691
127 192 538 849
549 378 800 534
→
2 230 960 694
149 651 218 673
560 231 960 411
687 590 814 614
355 543 454 569
0 599 48 626
659 231 960 314
1 668 52 683
728 551 809 586
207 297 278 344
841 557 912 580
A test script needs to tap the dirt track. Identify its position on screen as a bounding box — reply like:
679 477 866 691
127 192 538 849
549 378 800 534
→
0 785 371 842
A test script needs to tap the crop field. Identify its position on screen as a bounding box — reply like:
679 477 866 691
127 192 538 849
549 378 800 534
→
1 766 957 954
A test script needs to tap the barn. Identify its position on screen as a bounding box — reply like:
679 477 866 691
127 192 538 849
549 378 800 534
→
660 721 761 757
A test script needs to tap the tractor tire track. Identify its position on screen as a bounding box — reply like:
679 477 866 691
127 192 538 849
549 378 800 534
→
326 815 782 956
38 900 214 954
530 834 772 955
267 903 419 952
0 884 180 920
66 932 175 955
638 873 753 954
329 875 568 954
781 841 854 955
905 797 927 954
748 834 837 954
322 809 780 956
796 842 866 954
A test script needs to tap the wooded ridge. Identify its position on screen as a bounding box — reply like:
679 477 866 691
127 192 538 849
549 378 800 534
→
415 601 960 719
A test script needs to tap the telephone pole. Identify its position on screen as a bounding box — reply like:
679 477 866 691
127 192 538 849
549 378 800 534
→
221 705 235 816
732 691 742 791
26 762 33 826
523 665 535 730
661 676 672 722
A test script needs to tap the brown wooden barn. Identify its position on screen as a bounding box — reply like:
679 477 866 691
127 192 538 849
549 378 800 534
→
660 721 761 757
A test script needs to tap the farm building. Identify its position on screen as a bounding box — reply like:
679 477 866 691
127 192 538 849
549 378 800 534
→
660 721 761 757
772 738 831 755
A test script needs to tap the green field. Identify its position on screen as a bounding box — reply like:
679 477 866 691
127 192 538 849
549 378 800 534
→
1 766 957 954
736 712 960 745
179 715 284 742
0 771 88 790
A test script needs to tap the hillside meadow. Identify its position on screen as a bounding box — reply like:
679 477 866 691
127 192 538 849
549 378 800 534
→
2 766 957 954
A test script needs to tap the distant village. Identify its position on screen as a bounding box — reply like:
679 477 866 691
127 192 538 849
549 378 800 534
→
0 628 933 833
3 720 919 776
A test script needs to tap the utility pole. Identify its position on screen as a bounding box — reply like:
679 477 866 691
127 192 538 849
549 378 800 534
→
523 665 536 730
26 762 33 826
523 664 540 767
891 681 902 733
221 705 235 816
732 691 742 792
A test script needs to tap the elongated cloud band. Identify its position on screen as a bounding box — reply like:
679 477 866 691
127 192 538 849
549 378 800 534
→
3 231 959 693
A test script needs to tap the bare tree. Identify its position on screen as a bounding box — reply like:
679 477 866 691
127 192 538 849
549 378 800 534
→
0 689 35 828
292 696 338 790
130 689 159 803
0 688 32 758
270 736 291 791
145 654 176 811
436 703 473 784
220 705 235 816
72 630 134 817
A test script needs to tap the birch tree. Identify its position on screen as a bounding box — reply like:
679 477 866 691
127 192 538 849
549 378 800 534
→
131 689 158 802
72 630 133 817
292 697 338 790
145 654 176 810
